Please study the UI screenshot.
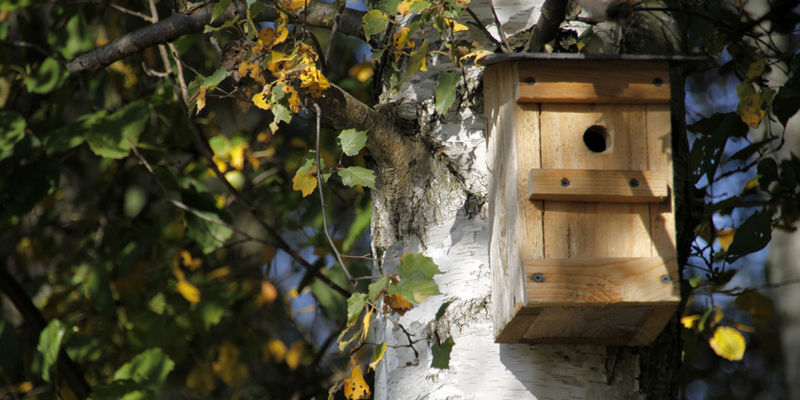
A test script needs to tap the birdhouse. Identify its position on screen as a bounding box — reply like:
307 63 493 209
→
483 54 680 345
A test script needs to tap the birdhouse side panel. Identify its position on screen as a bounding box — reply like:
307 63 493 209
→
484 62 530 339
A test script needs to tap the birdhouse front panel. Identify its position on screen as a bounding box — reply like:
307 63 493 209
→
485 57 680 346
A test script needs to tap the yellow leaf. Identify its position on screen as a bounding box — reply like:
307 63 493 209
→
258 27 278 49
745 58 766 80
299 66 330 97
452 22 469 32
229 143 248 171
17 382 33 393
369 343 386 372
267 51 293 74
212 154 228 173
260 280 278 305
397 0 412 15
177 280 201 304
196 86 208 113
709 326 746 361
742 175 760 192
383 294 413 316
713 305 724 325
681 314 702 330
275 16 289 45
293 172 317 196
717 228 735 252
283 85 301 113
284 0 308 11
737 82 768 128
170 256 186 280
264 339 287 363
349 62 375 83
361 307 374 341
461 50 493 65
285 340 304 370
252 86 271 110
207 266 230 280
181 250 202 271
344 364 371 399
213 343 249 385
186 365 217 394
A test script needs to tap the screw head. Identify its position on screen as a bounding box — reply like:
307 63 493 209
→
561 178 570 187
660 275 671 284
653 77 664 87
525 77 536 86
629 178 639 188
532 273 544 282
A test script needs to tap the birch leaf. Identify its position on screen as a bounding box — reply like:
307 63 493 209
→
709 326 746 361
435 72 459 115
344 365 371 399
369 343 387 372
292 172 316 197
338 129 368 156
431 336 455 369
338 166 376 189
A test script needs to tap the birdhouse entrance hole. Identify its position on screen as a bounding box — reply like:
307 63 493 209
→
484 55 681 346
583 125 609 153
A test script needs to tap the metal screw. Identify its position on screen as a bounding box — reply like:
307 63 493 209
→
525 77 536 86
653 77 664 87
532 273 544 282
629 178 639 188
561 178 570 187
660 275 671 284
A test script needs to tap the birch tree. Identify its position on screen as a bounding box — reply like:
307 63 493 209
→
1 0 798 399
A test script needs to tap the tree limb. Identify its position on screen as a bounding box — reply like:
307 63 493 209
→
0 264 92 400
67 1 366 73
526 0 568 52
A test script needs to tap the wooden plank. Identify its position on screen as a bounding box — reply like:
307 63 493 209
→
522 305 653 345
517 60 670 103
646 104 678 262
516 103 544 262
539 104 652 259
485 61 530 341
529 169 668 202
524 257 680 306
495 308 540 343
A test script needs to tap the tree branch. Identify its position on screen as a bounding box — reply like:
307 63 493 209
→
0 264 92 400
526 0 568 52
67 1 366 73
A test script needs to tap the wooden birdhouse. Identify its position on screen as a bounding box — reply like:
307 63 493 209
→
483 54 680 345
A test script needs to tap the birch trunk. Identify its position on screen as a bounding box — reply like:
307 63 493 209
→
369 1 685 398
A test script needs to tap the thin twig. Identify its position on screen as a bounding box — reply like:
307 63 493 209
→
464 7 506 51
486 0 512 53
314 103 353 283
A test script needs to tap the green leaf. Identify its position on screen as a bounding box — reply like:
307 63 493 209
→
435 72 459 115
182 191 234 253
338 129 368 156
211 0 232 22
25 57 67 94
399 40 429 88
343 201 371 252
368 276 390 300
310 267 351 320
338 166 376 189
84 264 116 317
363 10 388 39
87 99 151 159
726 210 771 262
0 0 32 11
430 336 454 369
44 110 106 154
90 380 143 400
0 110 26 161
38 319 67 382
113 348 175 389
435 301 452 320
347 293 368 323
198 299 226 330
203 67 232 88
388 253 441 304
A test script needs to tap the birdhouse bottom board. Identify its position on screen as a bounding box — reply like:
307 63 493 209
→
484 58 681 346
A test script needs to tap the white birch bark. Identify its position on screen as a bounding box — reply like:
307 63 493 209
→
369 2 653 398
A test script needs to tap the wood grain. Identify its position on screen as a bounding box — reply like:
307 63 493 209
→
529 169 668 202
517 60 671 103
